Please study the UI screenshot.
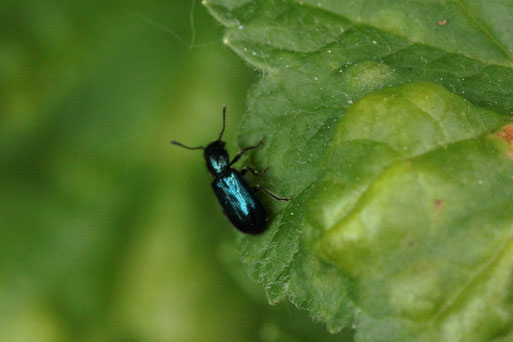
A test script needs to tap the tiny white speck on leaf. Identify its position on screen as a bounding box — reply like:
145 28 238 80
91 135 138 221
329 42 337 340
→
372 40 377 44
348 100 353 104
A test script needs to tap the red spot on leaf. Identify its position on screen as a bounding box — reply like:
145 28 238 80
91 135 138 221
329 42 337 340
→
496 125 513 159
438 20 447 26
434 200 443 209
496 125 513 144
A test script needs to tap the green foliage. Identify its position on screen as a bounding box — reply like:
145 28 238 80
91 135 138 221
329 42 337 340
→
206 0 513 340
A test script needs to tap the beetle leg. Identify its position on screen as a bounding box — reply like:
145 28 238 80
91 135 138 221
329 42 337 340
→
241 167 269 176
240 166 258 176
229 138 265 166
253 185 292 201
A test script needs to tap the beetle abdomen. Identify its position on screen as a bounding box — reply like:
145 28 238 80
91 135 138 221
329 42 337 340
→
212 170 267 234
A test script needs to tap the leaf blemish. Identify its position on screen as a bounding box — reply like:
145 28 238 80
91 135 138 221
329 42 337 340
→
495 125 513 144
495 125 513 159
434 200 443 209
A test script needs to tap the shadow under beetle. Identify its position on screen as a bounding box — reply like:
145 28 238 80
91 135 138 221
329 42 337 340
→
171 106 291 235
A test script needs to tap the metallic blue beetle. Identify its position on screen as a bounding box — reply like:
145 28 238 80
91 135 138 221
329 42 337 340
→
171 107 290 234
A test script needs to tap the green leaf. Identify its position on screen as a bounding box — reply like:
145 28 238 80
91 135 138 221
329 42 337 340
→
206 0 513 340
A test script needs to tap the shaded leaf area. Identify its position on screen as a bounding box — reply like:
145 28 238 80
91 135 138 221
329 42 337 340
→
206 0 513 340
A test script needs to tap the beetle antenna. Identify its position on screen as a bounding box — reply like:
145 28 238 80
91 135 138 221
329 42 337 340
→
170 140 205 150
217 105 226 141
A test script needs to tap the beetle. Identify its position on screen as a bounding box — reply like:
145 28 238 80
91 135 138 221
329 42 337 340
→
171 106 290 234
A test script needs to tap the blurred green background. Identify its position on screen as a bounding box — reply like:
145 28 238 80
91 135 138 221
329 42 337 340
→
0 1 352 341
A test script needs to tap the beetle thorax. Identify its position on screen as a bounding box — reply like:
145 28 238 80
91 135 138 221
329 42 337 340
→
204 140 229 175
